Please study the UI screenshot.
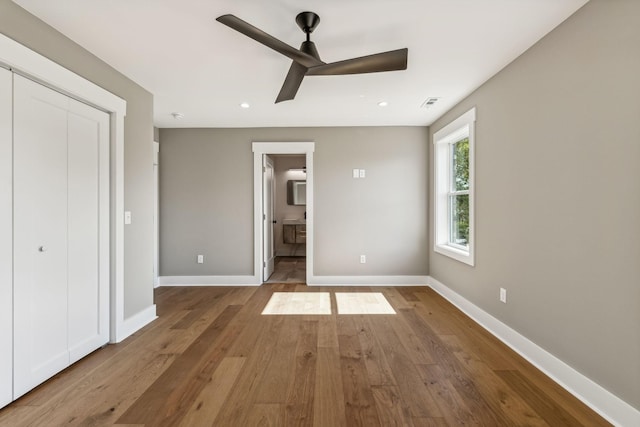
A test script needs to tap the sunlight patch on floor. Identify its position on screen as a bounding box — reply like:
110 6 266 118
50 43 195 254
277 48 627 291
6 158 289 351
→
261 292 331 315
335 292 396 315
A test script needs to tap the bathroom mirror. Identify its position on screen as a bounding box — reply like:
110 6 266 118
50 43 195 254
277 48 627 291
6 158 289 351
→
287 180 306 205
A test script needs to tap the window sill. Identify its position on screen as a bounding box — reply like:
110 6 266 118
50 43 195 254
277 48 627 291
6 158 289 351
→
434 243 474 266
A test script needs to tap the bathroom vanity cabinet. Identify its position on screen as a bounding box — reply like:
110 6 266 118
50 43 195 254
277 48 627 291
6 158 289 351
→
283 223 306 244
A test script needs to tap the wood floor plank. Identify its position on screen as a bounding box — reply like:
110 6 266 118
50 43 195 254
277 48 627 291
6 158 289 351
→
396 286 421 302
244 403 283 426
367 315 443 418
226 286 283 357
177 356 246 427
212 315 287 426
415 289 520 371
284 320 318 426
495 369 607 427
412 290 457 335
379 287 414 310
254 317 300 403
411 417 450 426
0 406 41 426
13 352 176 427
0 286 612 427
440 334 550 426
169 287 231 330
399 309 508 425
337 316 382 426
507 360 612 427
351 316 396 387
390 310 437 365
314 347 347 427
116 304 242 426
370 386 413 426
317 315 339 348
420 363 482 426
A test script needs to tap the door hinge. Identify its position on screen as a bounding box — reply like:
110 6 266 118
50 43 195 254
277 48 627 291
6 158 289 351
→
263 214 266 220
263 261 266 268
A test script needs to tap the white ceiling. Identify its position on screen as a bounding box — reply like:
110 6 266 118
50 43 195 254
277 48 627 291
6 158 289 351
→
13 0 588 128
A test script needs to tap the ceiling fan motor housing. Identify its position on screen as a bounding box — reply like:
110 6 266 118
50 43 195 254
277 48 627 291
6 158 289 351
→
296 11 320 34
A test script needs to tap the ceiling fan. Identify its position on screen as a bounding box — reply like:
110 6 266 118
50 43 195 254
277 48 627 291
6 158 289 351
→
216 12 408 103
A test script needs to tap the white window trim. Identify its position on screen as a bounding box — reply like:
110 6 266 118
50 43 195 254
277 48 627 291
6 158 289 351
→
433 107 475 266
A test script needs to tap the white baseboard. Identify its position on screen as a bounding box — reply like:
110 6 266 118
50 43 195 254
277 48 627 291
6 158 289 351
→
114 304 157 343
158 275 260 286
307 275 428 286
428 276 639 427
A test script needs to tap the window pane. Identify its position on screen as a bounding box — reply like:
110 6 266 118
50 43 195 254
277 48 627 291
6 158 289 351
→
449 194 469 246
453 137 469 191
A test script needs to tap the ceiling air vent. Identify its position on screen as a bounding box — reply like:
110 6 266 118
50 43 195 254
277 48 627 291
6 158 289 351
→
420 97 440 109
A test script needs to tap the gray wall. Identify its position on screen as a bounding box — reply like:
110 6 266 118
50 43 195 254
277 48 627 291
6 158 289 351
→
158 127 429 277
1 2 155 319
429 0 640 410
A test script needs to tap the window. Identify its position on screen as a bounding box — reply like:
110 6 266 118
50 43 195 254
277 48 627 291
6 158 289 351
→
433 107 475 266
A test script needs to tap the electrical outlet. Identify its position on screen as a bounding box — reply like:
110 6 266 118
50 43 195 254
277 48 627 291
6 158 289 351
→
499 288 507 303
360 255 366 264
197 255 204 264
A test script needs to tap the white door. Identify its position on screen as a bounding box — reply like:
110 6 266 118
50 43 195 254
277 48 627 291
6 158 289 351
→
13 75 70 397
0 67 13 408
263 155 275 281
66 97 110 364
12 75 109 398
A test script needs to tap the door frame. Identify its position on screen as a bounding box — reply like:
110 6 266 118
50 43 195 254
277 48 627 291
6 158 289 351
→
153 141 160 288
252 142 314 284
0 34 129 343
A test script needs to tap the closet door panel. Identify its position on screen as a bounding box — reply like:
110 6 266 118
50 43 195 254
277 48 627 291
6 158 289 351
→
0 68 13 408
67 99 109 362
13 75 70 398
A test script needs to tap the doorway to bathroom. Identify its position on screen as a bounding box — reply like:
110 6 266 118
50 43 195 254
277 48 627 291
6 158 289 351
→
252 142 314 285
265 154 306 283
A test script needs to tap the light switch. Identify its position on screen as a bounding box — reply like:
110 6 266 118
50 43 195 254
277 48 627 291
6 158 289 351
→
352 168 360 179
124 211 132 225
359 169 366 178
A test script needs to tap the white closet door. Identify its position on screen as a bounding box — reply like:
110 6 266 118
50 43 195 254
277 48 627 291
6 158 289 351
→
67 98 109 363
0 68 13 407
13 75 70 398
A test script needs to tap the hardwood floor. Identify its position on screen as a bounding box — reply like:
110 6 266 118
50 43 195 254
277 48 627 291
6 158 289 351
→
265 256 306 284
0 285 611 426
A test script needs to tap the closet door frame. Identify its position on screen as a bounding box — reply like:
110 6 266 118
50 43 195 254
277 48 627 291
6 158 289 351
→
0 34 129 343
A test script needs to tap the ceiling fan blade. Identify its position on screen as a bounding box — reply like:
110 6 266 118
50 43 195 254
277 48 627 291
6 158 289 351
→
276 61 307 103
216 14 324 68
306 48 408 76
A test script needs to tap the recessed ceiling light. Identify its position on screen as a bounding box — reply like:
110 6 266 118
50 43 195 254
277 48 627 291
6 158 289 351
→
377 101 388 107
240 102 250 109
171 112 184 119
